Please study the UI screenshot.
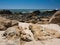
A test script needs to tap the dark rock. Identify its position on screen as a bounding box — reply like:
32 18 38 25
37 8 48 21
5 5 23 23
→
0 9 12 14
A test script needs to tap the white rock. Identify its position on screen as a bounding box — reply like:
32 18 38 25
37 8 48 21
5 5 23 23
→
18 22 32 30
40 24 60 32
18 22 35 41
1 27 20 45
22 30 35 41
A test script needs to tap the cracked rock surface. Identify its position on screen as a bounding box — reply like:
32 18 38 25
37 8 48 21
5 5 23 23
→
0 21 60 45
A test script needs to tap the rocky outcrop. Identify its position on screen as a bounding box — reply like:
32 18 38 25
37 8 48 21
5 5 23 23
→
0 22 60 45
18 22 60 41
29 24 60 40
41 10 58 16
18 22 35 41
0 17 19 30
0 9 60 45
2 26 20 45
0 10 12 14
19 23 60 45
49 11 60 24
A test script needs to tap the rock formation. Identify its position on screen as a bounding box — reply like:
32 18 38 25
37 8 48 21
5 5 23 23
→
2 26 20 45
49 11 60 24
0 16 60 45
0 22 60 45
0 17 19 30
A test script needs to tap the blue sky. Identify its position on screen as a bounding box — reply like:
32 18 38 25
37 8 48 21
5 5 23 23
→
0 0 60 9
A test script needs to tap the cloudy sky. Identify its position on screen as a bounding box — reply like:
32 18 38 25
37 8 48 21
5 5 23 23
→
0 0 60 9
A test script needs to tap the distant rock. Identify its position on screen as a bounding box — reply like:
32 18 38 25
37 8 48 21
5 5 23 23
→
41 10 58 16
0 10 12 14
49 11 60 24
32 10 41 15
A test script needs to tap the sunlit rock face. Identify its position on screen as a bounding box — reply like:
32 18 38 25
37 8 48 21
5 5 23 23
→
18 22 32 30
40 24 60 32
28 24 60 40
18 22 60 45
2 26 20 45
18 22 35 41
20 29 35 42
40 24 60 38
28 24 45 40
0 22 60 45
18 22 60 41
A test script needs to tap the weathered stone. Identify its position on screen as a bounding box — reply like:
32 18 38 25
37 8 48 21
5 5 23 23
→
18 22 35 42
29 24 46 40
2 26 20 45
0 25 6 30
11 20 19 26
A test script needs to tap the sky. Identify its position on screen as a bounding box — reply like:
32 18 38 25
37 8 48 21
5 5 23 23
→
0 0 60 9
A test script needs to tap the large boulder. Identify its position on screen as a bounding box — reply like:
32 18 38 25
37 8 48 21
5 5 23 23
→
40 24 60 38
40 24 60 32
20 29 34 42
29 24 45 40
18 22 35 41
29 24 60 40
2 26 20 45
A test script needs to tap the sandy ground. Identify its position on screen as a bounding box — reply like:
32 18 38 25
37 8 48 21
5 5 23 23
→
24 38 60 45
